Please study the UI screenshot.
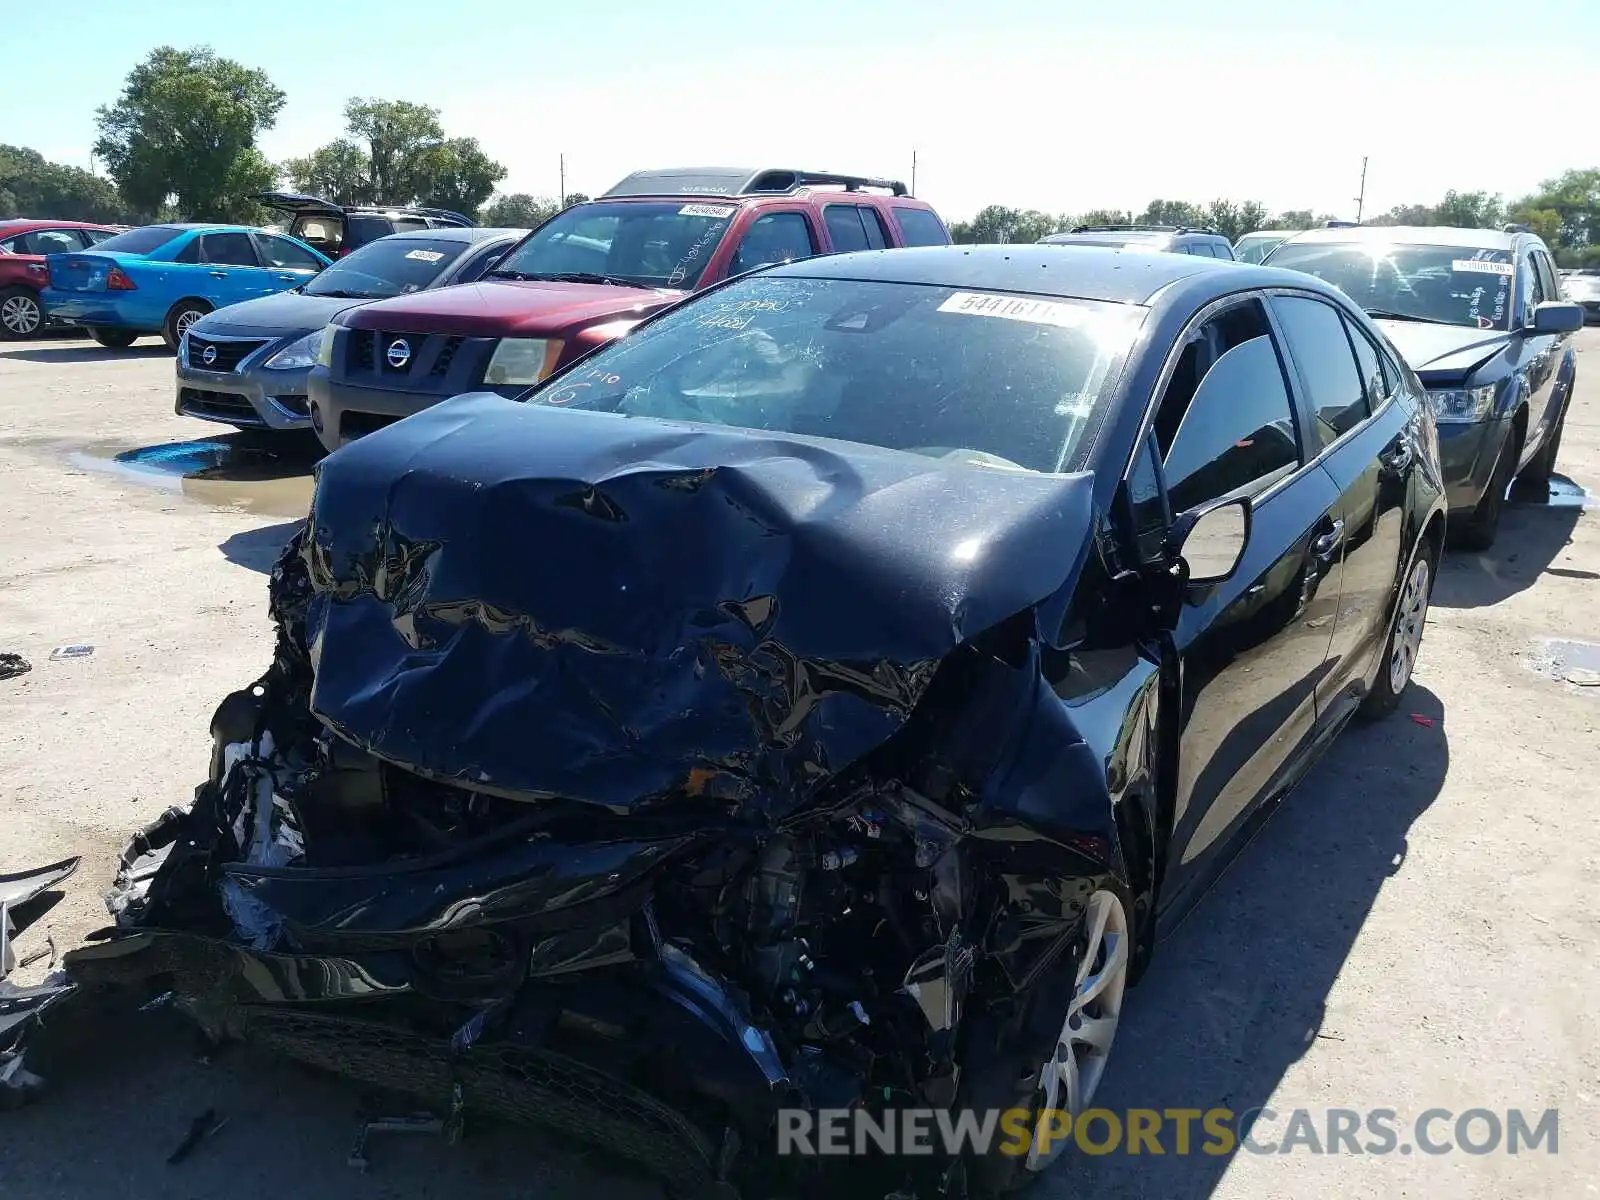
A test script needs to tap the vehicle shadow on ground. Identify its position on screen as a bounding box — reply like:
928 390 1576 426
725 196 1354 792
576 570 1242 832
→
220 519 305 573
1045 685 1449 1200
0 342 168 364
1432 480 1586 610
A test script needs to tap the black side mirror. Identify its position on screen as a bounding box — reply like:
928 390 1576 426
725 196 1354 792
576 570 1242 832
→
1527 300 1583 335
1167 496 1252 586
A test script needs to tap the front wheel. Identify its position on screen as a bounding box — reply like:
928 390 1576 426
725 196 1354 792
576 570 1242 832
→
0 286 43 339
1452 431 1516 552
1361 543 1435 718
964 886 1133 1196
1516 408 1566 492
162 301 210 351
89 328 138 350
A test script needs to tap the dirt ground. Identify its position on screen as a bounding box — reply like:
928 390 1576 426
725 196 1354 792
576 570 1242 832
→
2 332 1597 1198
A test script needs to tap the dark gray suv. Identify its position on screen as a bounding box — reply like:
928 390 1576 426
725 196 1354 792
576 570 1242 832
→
1039 224 1236 258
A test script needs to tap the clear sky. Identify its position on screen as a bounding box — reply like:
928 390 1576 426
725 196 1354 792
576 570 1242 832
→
3 0 1593 222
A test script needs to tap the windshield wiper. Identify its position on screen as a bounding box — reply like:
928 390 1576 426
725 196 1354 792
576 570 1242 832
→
309 288 378 299
1364 310 1457 325
488 269 649 289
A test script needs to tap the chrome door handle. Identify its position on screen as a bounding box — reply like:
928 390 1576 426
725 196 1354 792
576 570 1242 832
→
208 270 227 278
1313 520 1345 559
278 274 297 282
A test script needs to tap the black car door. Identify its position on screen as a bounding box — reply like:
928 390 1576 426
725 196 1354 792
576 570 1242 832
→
1129 295 1343 928
1519 247 1565 461
1269 291 1408 723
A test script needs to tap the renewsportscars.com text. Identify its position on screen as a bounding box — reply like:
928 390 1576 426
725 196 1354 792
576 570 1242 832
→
776 1106 1560 1158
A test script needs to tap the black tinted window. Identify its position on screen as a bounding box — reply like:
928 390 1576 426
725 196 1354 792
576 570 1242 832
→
90 225 184 255
825 205 870 253
1344 317 1389 410
257 235 324 270
729 213 816 275
1155 301 1299 513
861 207 889 249
201 232 259 266
1274 295 1368 442
892 207 950 247
346 215 396 249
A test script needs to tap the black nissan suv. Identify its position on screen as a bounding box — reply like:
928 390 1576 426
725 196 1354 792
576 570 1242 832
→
256 193 474 259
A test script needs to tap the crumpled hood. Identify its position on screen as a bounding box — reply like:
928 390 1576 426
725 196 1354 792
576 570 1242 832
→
1376 319 1510 380
301 393 1095 818
193 290 363 338
338 279 679 337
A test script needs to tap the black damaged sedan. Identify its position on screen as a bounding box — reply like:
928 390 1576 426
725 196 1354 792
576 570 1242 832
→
64 246 1446 1198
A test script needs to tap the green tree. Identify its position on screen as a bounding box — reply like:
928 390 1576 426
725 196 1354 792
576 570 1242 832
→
482 192 559 227
0 145 134 222
1273 210 1317 229
949 205 1067 243
561 192 591 209
343 98 444 203
94 45 284 220
408 137 505 214
1137 199 1206 228
282 138 368 205
1432 189 1504 229
1075 208 1134 227
1201 199 1270 241
1511 168 1600 248
1506 204 1562 247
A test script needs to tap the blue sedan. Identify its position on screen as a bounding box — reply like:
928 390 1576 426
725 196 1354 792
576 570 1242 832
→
41 223 331 350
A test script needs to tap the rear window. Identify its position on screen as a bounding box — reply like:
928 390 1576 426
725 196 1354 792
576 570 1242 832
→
303 236 470 300
892 207 951 247
90 225 185 255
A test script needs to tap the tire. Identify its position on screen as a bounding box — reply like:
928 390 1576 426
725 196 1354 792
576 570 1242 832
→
162 301 211 351
89 328 138 350
1360 538 1436 718
0 286 43 339
962 884 1134 1196
1452 429 1516 552
1516 407 1566 492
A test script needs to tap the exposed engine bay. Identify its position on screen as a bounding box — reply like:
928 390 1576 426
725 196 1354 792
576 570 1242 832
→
64 405 1137 1198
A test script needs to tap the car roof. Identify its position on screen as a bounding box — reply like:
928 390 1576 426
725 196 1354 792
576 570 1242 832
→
770 243 1286 305
1237 229 1294 238
381 226 521 244
1042 230 1177 245
1281 224 1519 251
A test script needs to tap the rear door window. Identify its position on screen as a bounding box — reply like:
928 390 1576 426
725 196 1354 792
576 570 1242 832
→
824 205 870 252
1273 294 1369 442
891 207 951 247
200 232 261 267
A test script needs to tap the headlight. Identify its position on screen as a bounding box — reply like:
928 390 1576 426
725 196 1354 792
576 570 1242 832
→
1429 384 1496 424
484 338 562 386
315 323 337 369
265 329 325 371
178 331 190 367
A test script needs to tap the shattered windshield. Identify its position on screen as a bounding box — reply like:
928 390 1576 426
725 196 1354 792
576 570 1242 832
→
488 200 737 289
525 275 1143 473
1265 241 1515 330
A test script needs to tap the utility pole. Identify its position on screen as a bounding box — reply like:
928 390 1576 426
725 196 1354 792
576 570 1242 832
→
559 154 566 208
1354 156 1369 223
911 149 917 195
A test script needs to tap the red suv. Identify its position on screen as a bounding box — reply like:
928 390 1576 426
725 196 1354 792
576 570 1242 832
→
306 167 950 450
0 219 124 338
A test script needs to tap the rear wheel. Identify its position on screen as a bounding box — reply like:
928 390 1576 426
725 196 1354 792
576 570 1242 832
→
0 286 43 339
163 301 210 351
1361 543 1435 718
89 328 138 350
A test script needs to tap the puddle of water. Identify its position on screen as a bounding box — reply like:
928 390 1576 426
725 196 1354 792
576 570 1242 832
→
1509 475 1596 510
1529 638 1600 692
67 437 316 519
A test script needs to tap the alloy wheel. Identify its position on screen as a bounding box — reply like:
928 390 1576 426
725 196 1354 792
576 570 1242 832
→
175 309 204 339
1025 889 1129 1172
1388 556 1431 695
2 293 41 336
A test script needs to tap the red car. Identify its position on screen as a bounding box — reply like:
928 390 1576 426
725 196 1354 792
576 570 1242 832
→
0 219 124 339
306 167 950 450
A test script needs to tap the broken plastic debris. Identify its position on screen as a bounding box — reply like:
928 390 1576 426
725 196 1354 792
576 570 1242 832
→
1564 668 1600 688
0 654 28 681
1409 714 1436 727
48 644 94 661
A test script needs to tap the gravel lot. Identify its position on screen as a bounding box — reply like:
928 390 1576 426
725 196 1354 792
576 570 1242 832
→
2 332 1597 1198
